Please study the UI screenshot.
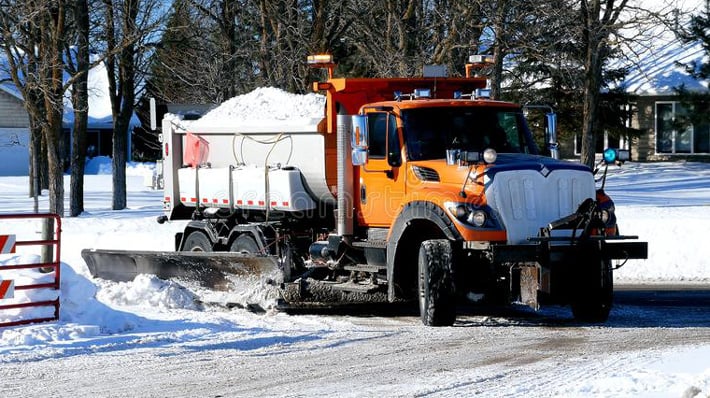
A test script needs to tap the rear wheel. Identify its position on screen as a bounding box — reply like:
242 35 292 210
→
571 258 613 323
230 234 260 254
418 239 456 326
182 230 212 252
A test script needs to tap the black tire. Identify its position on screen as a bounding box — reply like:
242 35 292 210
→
571 258 613 323
230 234 260 254
418 239 456 326
182 230 212 252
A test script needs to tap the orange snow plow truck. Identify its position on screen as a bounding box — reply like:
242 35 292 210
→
83 55 647 326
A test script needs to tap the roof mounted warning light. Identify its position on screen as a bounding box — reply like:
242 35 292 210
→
465 54 493 78
307 54 335 79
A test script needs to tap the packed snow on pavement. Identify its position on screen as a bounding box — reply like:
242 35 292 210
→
0 89 708 397
1 159 708 397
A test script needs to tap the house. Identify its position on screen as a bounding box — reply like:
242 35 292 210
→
621 38 708 161
0 60 141 176
609 1 709 162
0 82 30 176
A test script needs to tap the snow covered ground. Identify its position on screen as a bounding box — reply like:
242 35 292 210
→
0 157 708 397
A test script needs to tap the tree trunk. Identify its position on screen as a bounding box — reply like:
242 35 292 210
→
491 44 505 100
580 0 602 170
40 134 49 191
28 123 42 199
581 45 601 169
490 1 508 100
44 112 65 216
102 0 138 211
70 0 90 217
44 1 67 216
112 116 129 210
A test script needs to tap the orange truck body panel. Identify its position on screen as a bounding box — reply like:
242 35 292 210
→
316 76 510 240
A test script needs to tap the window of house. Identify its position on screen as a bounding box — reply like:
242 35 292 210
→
656 102 710 154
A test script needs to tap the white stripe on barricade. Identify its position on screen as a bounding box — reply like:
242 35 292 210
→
0 235 16 254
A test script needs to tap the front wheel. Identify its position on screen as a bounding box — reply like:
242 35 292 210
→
571 258 613 323
418 239 456 326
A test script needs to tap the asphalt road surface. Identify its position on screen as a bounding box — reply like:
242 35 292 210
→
3 286 709 397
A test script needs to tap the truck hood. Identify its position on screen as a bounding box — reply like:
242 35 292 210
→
409 154 592 188
484 153 592 180
408 154 597 244
483 154 596 244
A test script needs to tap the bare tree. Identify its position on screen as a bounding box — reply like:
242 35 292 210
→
1 0 69 215
428 0 485 76
147 0 357 104
66 0 91 217
96 0 164 210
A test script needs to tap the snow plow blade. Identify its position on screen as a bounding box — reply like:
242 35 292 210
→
81 249 283 291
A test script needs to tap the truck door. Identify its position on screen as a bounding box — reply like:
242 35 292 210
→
357 111 406 227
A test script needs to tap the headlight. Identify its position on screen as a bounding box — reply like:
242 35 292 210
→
483 148 497 163
468 210 487 227
446 202 491 227
453 204 468 220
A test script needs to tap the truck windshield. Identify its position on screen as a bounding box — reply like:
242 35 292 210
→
402 106 536 161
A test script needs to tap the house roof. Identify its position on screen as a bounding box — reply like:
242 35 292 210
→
0 54 139 129
62 60 141 129
0 81 23 101
615 0 708 96
619 40 707 96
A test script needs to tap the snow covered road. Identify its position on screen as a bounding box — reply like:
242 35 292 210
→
1 159 709 397
2 293 709 397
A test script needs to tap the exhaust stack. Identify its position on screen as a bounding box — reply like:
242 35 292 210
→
336 114 354 237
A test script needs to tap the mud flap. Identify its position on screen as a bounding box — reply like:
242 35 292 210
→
81 249 283 291
519 266 539 310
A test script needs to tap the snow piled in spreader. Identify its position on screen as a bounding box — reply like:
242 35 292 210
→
190 87 325 128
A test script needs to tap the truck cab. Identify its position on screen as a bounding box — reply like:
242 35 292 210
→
354 100 538 229
312 58 645 326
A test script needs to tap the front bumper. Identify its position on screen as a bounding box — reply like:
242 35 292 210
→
486 236 648 265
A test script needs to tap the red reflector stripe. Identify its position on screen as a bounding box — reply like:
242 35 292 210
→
0 280 13 299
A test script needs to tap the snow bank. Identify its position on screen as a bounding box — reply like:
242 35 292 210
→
84 155 155 177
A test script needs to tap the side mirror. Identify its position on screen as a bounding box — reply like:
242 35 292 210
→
351 115 369 166
351 115 369 150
